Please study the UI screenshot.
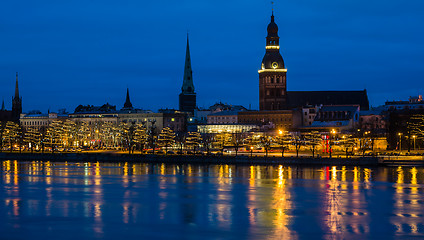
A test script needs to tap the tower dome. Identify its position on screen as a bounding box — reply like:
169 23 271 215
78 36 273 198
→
261 13 285 70
267 14 279 37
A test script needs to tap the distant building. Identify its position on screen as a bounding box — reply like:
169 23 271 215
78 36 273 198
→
179 35 196 114
384 95 424 111
238 110 294 131
118 111 186 133
286 91 369 111
307 105 360 132
12 73 22 121
1 72 22 122
359 109 386 133
20 112 68 130
69 103 118 126
207 111 239 124
197 124 258 134
258 12 287 110
300 105 321 127
194 102 247 124
257 12 369 112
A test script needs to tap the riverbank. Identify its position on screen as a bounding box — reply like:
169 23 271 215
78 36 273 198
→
0 152 384 166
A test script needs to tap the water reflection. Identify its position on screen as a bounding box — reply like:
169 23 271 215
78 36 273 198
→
1 161 424 239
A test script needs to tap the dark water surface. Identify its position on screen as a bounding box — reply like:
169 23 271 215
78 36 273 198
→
1 161 424 239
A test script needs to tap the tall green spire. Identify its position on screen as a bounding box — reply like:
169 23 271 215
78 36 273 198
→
181 34 195 94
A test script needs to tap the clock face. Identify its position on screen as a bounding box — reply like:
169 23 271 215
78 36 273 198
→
272 62 278 69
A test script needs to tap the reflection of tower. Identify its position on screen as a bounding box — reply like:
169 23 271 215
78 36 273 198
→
179 35 196 114
259 11 287 110
12 72 22 121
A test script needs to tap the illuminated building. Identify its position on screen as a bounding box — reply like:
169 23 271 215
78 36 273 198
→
179 35 196 114
208 111 239 124
20 112 68 130
197 123 257 134
194 102 247 124
69 103 119 125
259 12 287 111
238 110 295 130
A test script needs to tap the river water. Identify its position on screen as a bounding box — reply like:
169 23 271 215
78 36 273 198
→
0 161 423 239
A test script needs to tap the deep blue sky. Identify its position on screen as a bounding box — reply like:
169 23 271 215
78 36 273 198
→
1 0 423 113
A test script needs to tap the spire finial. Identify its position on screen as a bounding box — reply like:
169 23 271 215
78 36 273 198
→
1 99 4 111
271 1 274 15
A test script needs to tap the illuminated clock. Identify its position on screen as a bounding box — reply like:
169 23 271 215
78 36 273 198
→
272 62 278 69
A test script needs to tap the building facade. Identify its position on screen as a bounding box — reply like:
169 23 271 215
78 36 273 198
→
259 12 287 111
238 110 293 130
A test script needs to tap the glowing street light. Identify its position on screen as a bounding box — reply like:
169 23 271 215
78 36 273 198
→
413 135 416 151
398 133 403 152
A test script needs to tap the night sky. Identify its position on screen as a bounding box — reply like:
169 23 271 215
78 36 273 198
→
1 0 423 113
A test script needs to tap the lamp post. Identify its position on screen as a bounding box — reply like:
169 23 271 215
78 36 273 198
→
413 135 416 151
250 146 253 157
398 133 402 153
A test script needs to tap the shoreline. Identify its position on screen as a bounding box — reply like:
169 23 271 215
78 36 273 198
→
0 152 384 166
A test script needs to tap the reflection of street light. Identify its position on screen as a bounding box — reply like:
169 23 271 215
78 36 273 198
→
329 129 336 158
413 135 416 151
278 129 285 157
398 132 402 152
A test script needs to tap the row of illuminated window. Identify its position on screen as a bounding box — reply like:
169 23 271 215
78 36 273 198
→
240 118 291 123
266 89 285 96
22 120 48 126
264 75 285 84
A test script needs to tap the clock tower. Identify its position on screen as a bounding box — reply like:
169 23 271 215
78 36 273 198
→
259 12 287 110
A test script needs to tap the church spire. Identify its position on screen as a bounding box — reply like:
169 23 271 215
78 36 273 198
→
179 34 197 114
15 72 19 99
123 88 133 109
12 72 22 121
181 34 195 94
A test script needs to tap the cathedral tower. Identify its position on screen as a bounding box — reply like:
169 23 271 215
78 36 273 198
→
179 35 196 114
12 72 22 121
259 12 287 110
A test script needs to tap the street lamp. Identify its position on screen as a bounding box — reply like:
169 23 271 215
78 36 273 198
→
413 135 416 151
398 133 403 153
250 146 253 157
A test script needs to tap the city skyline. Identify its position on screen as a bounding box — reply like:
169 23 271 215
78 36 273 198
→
1 0 423 113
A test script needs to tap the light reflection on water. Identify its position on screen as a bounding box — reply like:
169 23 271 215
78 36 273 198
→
1 161 424 239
